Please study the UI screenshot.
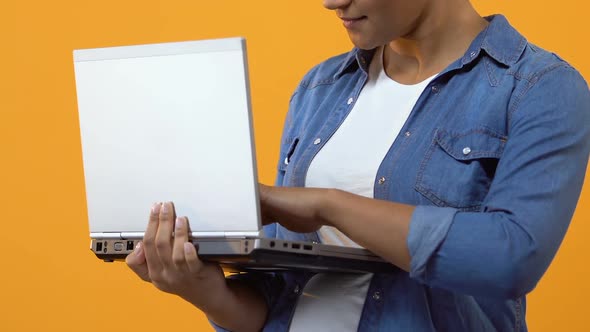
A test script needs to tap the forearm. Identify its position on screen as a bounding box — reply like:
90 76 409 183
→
319 190 556 298
261 180 575 299
321 189 415 272
184 279 268 332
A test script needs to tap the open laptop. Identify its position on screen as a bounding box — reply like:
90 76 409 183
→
73 37 396 273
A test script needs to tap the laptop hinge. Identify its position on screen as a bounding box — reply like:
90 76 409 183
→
91 231 262 240
90 232 123 239
190 231 261 238
224 231 261 238
120 232 145 239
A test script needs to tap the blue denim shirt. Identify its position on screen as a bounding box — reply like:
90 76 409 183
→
213 15 590 331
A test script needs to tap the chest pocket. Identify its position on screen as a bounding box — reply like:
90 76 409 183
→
415 128 506 211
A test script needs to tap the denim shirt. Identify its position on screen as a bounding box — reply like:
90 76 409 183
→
213 15 590 332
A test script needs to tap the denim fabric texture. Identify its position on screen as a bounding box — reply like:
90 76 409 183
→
213 15 590 331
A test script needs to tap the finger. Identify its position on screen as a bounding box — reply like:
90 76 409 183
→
143 202 163 273
172 216 189 269
155 201 176 268
184 242 205 274
126 242 151 282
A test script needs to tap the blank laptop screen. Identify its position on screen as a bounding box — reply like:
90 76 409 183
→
73 38 261 236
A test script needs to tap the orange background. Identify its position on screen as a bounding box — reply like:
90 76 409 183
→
1 1 588 331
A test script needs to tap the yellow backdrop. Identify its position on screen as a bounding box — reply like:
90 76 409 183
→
1 1 588 331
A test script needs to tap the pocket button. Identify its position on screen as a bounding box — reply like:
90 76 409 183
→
462 147 472 155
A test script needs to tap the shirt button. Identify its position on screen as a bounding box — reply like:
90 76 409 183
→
378 177 386 185
470 51 477 58
431 85 439 94
372 291 381 301
294 284 300 294
404 131 411 137
313 138 321 145
463 147 472 155
284 157 289 165
347 97 354 105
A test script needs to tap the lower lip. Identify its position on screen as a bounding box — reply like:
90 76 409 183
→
342 17 366 29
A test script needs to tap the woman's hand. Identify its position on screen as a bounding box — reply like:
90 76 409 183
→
258 184 414 271
126 202 227 311
258 183 331 233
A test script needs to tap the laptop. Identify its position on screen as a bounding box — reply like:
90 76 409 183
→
73 37 396 273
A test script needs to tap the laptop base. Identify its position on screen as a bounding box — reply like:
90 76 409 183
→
91 238 398 273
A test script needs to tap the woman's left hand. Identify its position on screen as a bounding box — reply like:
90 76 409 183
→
259 183 414 270
258 183 331 233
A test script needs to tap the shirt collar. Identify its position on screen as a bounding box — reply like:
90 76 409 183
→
335 48 375 78
462 14 527 66
334 14 527 79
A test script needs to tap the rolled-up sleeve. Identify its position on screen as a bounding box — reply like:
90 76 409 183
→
408 206 457 281
407 64 590 299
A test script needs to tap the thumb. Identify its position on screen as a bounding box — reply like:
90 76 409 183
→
126 242 151 282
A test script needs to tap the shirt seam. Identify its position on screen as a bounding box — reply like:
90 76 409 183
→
507 62 572 129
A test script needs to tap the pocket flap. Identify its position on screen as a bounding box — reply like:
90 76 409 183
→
434 128 507 161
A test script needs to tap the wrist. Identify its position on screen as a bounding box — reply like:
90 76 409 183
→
317 188 343 228
181 280 231 314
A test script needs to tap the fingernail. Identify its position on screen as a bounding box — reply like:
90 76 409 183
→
134 242 143 255
175 217 183 230
184 242 193 254
161 202 169 214
151 202 161 214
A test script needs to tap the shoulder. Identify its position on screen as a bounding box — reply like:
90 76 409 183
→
509 43 587 89
296 49 357 90
505 43 590 155
507 42 589 119
281 49 364 145
480 15 587 97
286 49 360 119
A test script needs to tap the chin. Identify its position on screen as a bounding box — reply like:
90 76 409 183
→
348 33 380 50
350 40 379 50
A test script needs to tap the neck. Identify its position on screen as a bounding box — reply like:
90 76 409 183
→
383 0 488 84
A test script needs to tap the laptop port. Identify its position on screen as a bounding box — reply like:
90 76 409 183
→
270 241 275 248
303 245 312 251
126 241 134 251
114 242 124 251
291 243 300 249
96 241 103 252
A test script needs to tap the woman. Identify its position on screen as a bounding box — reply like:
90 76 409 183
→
126 0 590 331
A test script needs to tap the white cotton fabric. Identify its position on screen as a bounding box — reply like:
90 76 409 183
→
290 47 435 331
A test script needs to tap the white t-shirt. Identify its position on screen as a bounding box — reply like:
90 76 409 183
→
289 47 436 331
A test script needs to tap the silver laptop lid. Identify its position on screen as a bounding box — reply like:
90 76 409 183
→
74 37 261 237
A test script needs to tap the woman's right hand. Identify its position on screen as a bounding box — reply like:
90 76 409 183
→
126 202 228 311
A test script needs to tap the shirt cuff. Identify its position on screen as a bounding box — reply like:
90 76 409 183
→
408 205 458 283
